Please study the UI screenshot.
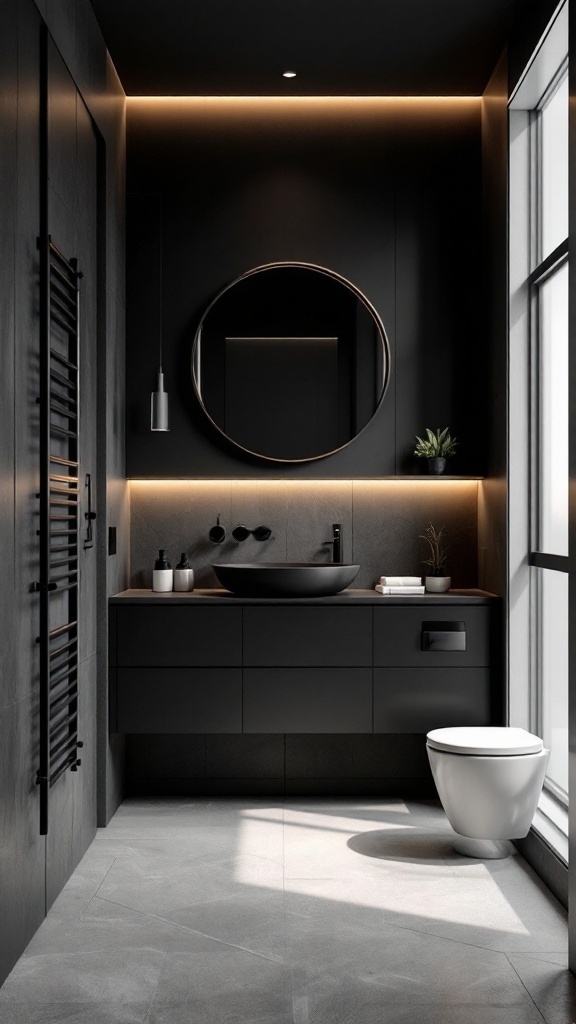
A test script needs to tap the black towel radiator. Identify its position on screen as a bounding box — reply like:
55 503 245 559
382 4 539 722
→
35 236 83 836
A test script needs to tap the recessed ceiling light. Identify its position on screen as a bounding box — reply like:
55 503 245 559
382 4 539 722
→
282 71 296 78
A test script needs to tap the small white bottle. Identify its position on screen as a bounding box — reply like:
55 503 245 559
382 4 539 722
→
152 549 173 592
174 552 194 592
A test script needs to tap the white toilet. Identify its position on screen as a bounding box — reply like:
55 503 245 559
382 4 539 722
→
426 726 550 859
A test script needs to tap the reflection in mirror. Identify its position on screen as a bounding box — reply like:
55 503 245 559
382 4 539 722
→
192 263 390 462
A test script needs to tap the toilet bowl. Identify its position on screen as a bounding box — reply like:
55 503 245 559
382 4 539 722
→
426 726 550 859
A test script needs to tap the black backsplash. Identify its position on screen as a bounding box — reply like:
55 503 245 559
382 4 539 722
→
129 479 479 591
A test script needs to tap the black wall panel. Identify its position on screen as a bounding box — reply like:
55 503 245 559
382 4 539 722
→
126 99 483 478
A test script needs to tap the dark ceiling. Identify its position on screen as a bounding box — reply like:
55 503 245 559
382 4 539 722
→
90 0 529 96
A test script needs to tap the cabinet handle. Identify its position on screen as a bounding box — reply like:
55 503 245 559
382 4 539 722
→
421 620 466 651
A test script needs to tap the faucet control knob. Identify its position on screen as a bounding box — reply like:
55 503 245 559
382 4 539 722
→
209 514 226 544
232 524 272 542
252 525 272 541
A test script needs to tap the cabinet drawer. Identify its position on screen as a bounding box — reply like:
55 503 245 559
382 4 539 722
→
374 667 492 732
243 668 372 732
243 607 372 666
116 668 242 732
115 607 242 666
373 607 491 667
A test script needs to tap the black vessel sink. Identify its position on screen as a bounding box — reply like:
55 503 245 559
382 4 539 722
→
212 562 360 598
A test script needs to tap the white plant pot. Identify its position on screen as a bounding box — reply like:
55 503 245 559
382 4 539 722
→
425 575 451 593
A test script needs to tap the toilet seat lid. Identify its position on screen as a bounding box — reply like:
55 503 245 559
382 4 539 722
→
426 726 544 756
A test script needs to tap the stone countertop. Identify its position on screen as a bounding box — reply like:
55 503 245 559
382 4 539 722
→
109 588 499 605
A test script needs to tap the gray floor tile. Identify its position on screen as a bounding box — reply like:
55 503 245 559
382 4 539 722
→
0 797 570 1024
147 949 290 1022
91 820 283 866
287 962 548 1022
508 952 576 1024
286 917 538 1005
163 891 286 961
109 797 284 830
0 1002 151 1024
508 950 569 967
283 864 568 954
44 852 116 922
284 823 455 879
146 1005 288 1024
287 1006 546 1024
21 896 217 960
0 949 164 1004
97 851 283 920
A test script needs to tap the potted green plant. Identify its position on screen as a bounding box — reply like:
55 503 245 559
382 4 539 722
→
413 427 458 475
419 522 451 592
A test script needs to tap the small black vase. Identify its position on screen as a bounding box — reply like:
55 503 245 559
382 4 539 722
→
427 457 447 475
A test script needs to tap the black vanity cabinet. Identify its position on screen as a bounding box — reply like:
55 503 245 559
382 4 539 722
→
111 606 242 732
109 591 500 735
242 607 373 732
373 606 494 732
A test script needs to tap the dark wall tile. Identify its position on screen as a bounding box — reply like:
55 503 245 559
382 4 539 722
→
285 734 431 779
126 778 284 797
352 480 478 590
206 735 285 779
130 480 232 591
125 732 433 791
129 479 479 592
285 482 353 564
127 735 206 779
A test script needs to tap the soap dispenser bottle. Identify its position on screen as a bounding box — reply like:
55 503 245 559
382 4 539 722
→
152 549 173 592
174 552 194 592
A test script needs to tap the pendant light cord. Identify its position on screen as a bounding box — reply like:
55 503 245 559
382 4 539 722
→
159 198 163 373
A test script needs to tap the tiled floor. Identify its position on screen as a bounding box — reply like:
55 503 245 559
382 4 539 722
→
1 797 575 1023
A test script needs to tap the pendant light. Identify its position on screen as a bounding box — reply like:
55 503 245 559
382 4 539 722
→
151 203 169 431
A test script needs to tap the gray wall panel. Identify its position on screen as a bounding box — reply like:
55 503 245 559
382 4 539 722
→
76 91 99 665
46 654 97 910
0 695 45 985
14 0 42 718
0 0 18 715
0 0 126 986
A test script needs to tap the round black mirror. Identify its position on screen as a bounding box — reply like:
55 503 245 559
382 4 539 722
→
191 262 390 463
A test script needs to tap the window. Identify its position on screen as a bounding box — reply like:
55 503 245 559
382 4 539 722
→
529 64 569 805
508 1 568 860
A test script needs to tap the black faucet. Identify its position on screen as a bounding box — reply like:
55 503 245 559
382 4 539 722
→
326 523 342 563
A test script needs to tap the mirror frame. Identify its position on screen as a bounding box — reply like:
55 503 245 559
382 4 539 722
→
191 261 391 463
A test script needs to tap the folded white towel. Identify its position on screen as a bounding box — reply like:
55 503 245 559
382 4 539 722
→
375 585 426 595
379 576 422 586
